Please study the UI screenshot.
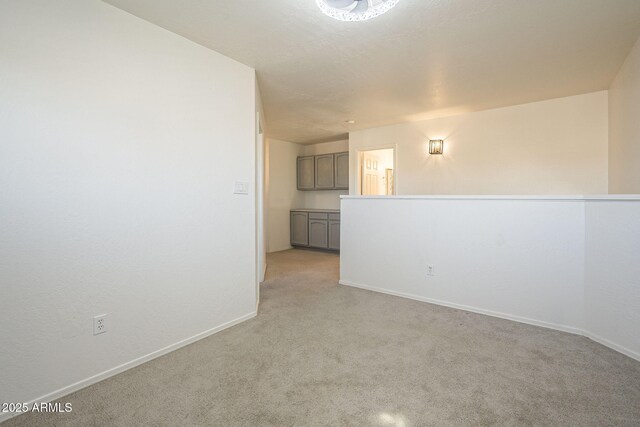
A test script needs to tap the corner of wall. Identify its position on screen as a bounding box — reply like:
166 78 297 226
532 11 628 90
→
607 35 640 194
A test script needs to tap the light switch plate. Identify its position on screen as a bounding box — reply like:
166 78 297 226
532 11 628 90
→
234 181 249 195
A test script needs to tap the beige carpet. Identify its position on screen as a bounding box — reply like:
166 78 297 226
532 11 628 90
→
5 249 640 426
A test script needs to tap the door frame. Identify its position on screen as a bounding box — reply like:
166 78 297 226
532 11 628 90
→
255 112 265 308
355 145 397 196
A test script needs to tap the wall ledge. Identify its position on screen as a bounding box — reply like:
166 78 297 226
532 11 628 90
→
341 195 640 201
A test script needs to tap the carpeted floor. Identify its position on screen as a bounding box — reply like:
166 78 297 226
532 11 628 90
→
5 249 640 426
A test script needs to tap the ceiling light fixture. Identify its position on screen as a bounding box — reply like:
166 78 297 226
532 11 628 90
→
345 120 356 124
316 0 400 22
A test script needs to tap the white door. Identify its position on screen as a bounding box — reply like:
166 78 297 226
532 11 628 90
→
361 153 383 196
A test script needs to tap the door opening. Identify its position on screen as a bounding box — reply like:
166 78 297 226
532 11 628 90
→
357 148 395 196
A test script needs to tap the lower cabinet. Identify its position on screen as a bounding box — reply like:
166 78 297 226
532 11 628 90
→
290 212 309 246
291 210 340 251
328 219 340 250
309 219 328 248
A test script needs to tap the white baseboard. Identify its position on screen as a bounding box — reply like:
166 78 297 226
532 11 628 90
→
339 280 583 335
339 279 639 362
584 331 640 362
0 311 257 424
266 246 293 254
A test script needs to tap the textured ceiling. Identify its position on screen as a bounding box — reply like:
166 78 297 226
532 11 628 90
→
103 0 640 144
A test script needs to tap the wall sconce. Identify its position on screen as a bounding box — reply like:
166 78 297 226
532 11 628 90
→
429 139 444 155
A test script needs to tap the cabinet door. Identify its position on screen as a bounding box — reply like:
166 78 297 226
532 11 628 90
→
334 152 349 190
297 156 315 190
328 220 340 250
308 220 328 249
314 154 335 189
290 212 309 246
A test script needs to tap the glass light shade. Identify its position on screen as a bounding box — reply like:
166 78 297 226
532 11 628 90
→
429 139 444 155
316 0 400 22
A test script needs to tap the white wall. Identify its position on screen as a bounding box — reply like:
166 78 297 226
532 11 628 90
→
584 200 640 359
300 140 349 209
301 139 349 156
0 0 257 417
340 196 640 361
349 92 609 195
340 197 586 333
266 139 303 252
609 36 640 194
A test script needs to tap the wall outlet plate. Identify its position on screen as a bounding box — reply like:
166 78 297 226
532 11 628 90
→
93 314 107 335
427 265 435 276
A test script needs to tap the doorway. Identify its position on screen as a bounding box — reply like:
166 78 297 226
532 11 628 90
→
357 148 396 196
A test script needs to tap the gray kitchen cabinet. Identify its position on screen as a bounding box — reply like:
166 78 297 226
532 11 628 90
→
328 219 341 250
291 210 340 251
315 154 335 189
309 219 329 249
296 152 349 190
334 152 349 189
297 156 315 190
290 212 309 246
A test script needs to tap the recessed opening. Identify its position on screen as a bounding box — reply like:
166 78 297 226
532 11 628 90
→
357 148 395 195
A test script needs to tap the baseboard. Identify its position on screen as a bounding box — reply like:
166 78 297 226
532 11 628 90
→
0 311 257 424
339 280 583 335
266 247 293 254
339 280 640 362
584 331 640 362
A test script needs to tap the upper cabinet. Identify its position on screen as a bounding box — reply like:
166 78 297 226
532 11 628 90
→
297 152 349 191
315 154 335 189
297 156 315 190
334 152 349 189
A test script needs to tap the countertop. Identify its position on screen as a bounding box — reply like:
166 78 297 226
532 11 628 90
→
290 208 340 213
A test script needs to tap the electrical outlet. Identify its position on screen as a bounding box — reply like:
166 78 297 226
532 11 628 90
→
93 314 107 335
427 265 435 276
